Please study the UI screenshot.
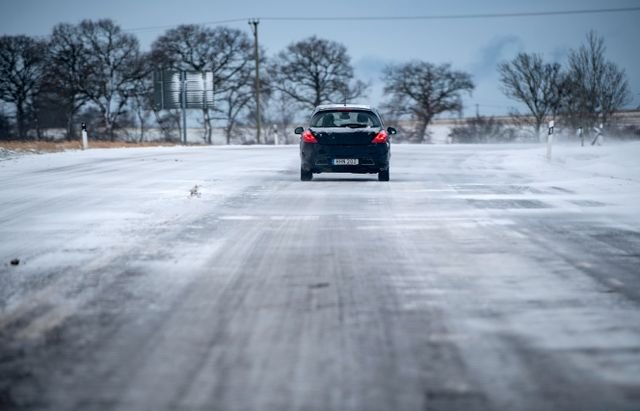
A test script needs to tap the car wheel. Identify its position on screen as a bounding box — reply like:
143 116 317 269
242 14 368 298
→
301 169 313 181
378 169 390 181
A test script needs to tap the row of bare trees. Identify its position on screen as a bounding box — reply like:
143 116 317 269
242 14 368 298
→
0 21 632 143
0 18 476 143
0 20 145 141
498 31 631 139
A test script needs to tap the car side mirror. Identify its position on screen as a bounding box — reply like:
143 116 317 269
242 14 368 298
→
294 127 304 135
387 127 397 135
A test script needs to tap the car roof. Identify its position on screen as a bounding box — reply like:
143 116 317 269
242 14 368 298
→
313 104 375 113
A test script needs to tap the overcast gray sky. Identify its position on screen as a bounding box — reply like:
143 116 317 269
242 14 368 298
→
1 0 639 116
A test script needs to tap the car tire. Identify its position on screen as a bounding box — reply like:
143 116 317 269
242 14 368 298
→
301 169 313 181
378 169 390 181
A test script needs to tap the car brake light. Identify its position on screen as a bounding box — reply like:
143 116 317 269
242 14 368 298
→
302 130 318 143
371 130 388 144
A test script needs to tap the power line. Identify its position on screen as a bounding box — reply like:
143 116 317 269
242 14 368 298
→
123 7 640 33
260 7 640 22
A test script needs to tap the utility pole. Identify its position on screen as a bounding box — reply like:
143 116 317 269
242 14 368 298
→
249 19 261 144
181 71 187 144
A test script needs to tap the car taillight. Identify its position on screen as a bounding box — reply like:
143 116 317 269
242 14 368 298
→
371 130 388 144
302 130 318 143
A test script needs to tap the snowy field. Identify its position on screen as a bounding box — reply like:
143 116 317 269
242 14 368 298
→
1 142 639 410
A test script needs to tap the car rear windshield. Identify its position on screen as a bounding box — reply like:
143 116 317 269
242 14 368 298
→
311 110 381 128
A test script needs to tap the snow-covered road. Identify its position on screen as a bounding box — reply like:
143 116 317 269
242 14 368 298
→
1 143 640 410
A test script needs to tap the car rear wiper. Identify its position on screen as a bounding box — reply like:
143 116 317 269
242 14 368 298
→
341 123 368 128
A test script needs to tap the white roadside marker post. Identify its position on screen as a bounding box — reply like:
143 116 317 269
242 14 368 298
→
577 127 584 147
81 122 89 150
546 120 554 160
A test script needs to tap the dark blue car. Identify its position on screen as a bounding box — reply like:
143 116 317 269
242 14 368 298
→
295 104 397 181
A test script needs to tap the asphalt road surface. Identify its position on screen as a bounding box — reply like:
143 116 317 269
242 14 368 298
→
1 144 639 411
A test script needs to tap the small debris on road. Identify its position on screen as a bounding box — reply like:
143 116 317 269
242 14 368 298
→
189 185 201 198
10 258 20 266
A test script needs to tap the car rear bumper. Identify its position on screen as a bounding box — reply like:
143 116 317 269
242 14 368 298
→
300 143 390 174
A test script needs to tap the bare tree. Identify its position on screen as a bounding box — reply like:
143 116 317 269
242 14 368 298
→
0 108 11 140
221 80 253 144
130 56 155 142
238 69 275 144
268 36 366 112
382 61 473 143
47 23 91 140
0 35 48 139
498 53 563 138
563 31 630 130
151 25 253 144
222 46 271 145
75 19 144 140
223 78 254 144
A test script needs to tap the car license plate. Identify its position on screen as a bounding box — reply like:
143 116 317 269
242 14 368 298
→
333 158 359 165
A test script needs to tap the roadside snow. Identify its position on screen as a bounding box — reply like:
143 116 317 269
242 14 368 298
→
1 142 639 272
460 142 640 223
